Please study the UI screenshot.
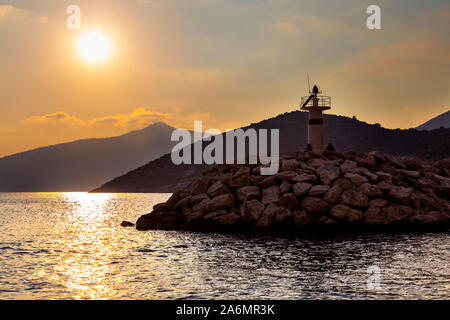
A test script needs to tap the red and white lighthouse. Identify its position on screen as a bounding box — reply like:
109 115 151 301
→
300 85 331 152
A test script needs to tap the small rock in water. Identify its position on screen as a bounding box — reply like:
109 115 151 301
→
121 221 135 227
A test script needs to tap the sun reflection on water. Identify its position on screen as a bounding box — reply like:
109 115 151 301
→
51 193 113 298
43 193 148 299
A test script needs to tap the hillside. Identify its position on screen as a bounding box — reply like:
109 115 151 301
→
0 122 177 191
91 111 450 193
416 110 450 130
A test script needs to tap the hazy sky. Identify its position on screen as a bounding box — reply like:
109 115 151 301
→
0 0 449 157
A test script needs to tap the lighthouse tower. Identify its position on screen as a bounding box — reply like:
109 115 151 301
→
300 85 331 152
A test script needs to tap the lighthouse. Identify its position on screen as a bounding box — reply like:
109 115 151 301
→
300 85 331 152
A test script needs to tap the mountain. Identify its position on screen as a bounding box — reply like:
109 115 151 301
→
416 110 450 130
0 122 177 191
91 111 450 193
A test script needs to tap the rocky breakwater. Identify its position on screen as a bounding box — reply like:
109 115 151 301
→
134 151 450 233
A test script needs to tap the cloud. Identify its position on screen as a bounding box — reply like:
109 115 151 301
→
273 21 299 37
272 13 349 38
136 0 169 7
328 37 450 80
22 107 246 132
317 35 450 128
87 107 244 131
23 108 169 128
0 4 50 23
89 108 171 128
24 111 82 124
421 3 450 23
0 4 17 19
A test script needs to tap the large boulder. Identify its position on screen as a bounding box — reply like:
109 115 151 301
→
293 182 312 197
355 154 376 170
370 198 387 208
389 186 413 205
301 197 331 216
307 158 335 169
186 176 211 195
216 212 241 225
276 171 297 181
381 205 412 223
274 207 293 225
364 206 386 225
330 205 363 223
340 160 357 173
229 167 251 187
136 209 179 231
281 159 299 172
317 166 340 185
410 211 450 225
368 151 387 165
192 198 211 214
241 199 265 222
323 179 352 204
356 168 378 183
280 181 292 194
191 193 209 205
292 173 318 184
376 171 392 182
185 210 204 225
293 210 313 226
258 175 278 188
175 195 192 210
207 181 231 197
359 183 382 198
339 189 369 209
309 185 330 196
396 169 421 179
166 190 190 209
344 173 368 186
279 193 298 209
431 174 450 198
236 186 260 202
256 203 278 230
365 205 413 225
204 210 228 223
261 185 280 205
206 194 235 212
377 181 393 194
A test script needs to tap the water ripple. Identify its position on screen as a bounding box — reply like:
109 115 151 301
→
0 192 449 299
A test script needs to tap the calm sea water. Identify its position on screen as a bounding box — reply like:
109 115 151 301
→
0 192 448 300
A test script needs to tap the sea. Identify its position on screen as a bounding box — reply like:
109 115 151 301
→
0 192 448 299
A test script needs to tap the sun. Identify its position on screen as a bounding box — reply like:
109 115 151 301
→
77 31 111 63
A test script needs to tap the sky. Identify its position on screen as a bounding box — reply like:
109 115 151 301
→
0 0 449 157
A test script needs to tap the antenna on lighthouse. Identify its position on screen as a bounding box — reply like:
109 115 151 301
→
307 73 311 93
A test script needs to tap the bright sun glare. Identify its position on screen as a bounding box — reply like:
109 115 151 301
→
78 32 111 63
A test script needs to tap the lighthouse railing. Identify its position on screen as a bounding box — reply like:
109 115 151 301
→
300 95 331 108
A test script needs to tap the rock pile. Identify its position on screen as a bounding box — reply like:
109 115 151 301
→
135 150 450 233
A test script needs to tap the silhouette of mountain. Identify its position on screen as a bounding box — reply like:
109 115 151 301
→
416 110 450 130
0 122 177 191
91 111 450 193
